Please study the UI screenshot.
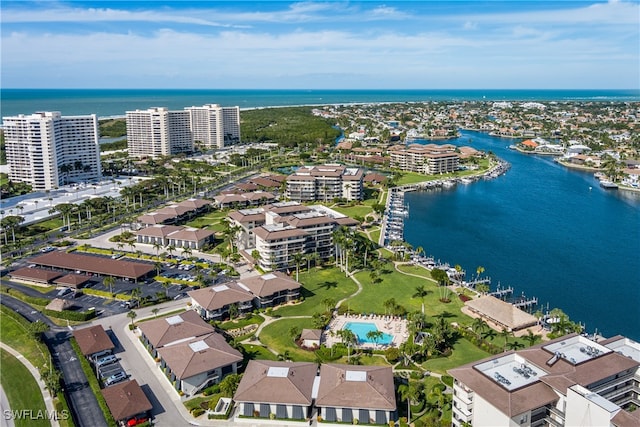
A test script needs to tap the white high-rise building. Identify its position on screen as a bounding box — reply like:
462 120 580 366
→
3 111 101 191
222 106 241 146
126 108 193 158
185 104 241 149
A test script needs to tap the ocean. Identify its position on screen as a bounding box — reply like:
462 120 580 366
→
1 88 639 340
1 88 639 118
404 130 640 341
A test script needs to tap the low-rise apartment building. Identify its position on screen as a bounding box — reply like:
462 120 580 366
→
137 311 242 396
449 333 640 427
228 202 358 272
389 143 459 174
286 165 364 202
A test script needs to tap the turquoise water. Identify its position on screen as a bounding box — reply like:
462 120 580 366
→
344 322 394 345
1 89 638 118
404 130 640 341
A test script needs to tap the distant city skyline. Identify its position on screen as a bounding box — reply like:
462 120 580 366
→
1 1 638 89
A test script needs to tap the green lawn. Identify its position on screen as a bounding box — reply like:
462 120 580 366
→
273 267 358 317
184 211 229 232
239 344 279 362
330 204 373 219
350 268 468 324
421 338 490 374
258 318 318 361
0 307 48 367
0 349 50 427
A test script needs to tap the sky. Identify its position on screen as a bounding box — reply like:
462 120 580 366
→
1 1 638 89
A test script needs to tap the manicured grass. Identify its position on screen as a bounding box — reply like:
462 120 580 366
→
421 338 490 375
239 344 279 362
350 268 467 324
258 318 318 362
396 172 433 185
184 211 229 232
330 204 373 219
273 267 358 317
396 264 436 280
0 306 48 367
369 228 381 245
0 349 50 427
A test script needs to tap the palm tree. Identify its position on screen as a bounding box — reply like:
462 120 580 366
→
500 328 514 352
153 241 163 259
366 330 384 349
103 276 116 296
321 297 336 313
181 245 193 259
398 382 420 424
476 265 485 281
523 330 541 347
337 328 357 362
471 317 488 341
130 287 142 306
292 252 304 281
160 281 171 299
412 284 429 314
127 310 137 327
166 245 176 259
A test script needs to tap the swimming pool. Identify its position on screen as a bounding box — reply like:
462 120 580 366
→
343 322 393 345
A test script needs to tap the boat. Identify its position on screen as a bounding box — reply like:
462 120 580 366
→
460 177 474 185
442 180 456 189
600 181 618 190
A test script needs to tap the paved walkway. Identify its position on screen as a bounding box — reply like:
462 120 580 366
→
0 343 60 427
0 384 15 427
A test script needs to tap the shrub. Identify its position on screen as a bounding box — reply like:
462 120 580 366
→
191 408 205 417
202 384 220 396
385 347 400 362
441 375 454 387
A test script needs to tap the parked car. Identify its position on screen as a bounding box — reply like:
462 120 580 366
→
127 417 148 427
56 287 72 298
40 246 55 253
95 355 117 367
104 371 127 386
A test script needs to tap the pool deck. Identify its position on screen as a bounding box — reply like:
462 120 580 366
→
324 314 409 349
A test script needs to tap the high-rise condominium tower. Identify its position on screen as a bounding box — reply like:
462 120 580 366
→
185 104 241 149
126 108 193 158
2 111 102 191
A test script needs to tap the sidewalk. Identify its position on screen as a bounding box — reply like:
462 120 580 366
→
0 343 60 427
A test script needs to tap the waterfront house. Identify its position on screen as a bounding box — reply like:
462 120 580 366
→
234 360 317 421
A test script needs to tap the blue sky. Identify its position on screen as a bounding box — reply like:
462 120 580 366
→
1 1 638 89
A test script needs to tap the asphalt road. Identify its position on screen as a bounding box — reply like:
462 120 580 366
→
0 295 107 427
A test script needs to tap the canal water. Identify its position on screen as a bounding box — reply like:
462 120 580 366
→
403 130 640 340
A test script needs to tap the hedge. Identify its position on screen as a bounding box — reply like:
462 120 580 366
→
69 338 117 427
43 308 97 322
2 286 50 306
82 288 131 301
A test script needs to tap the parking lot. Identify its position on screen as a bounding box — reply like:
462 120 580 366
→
7 250 226 317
